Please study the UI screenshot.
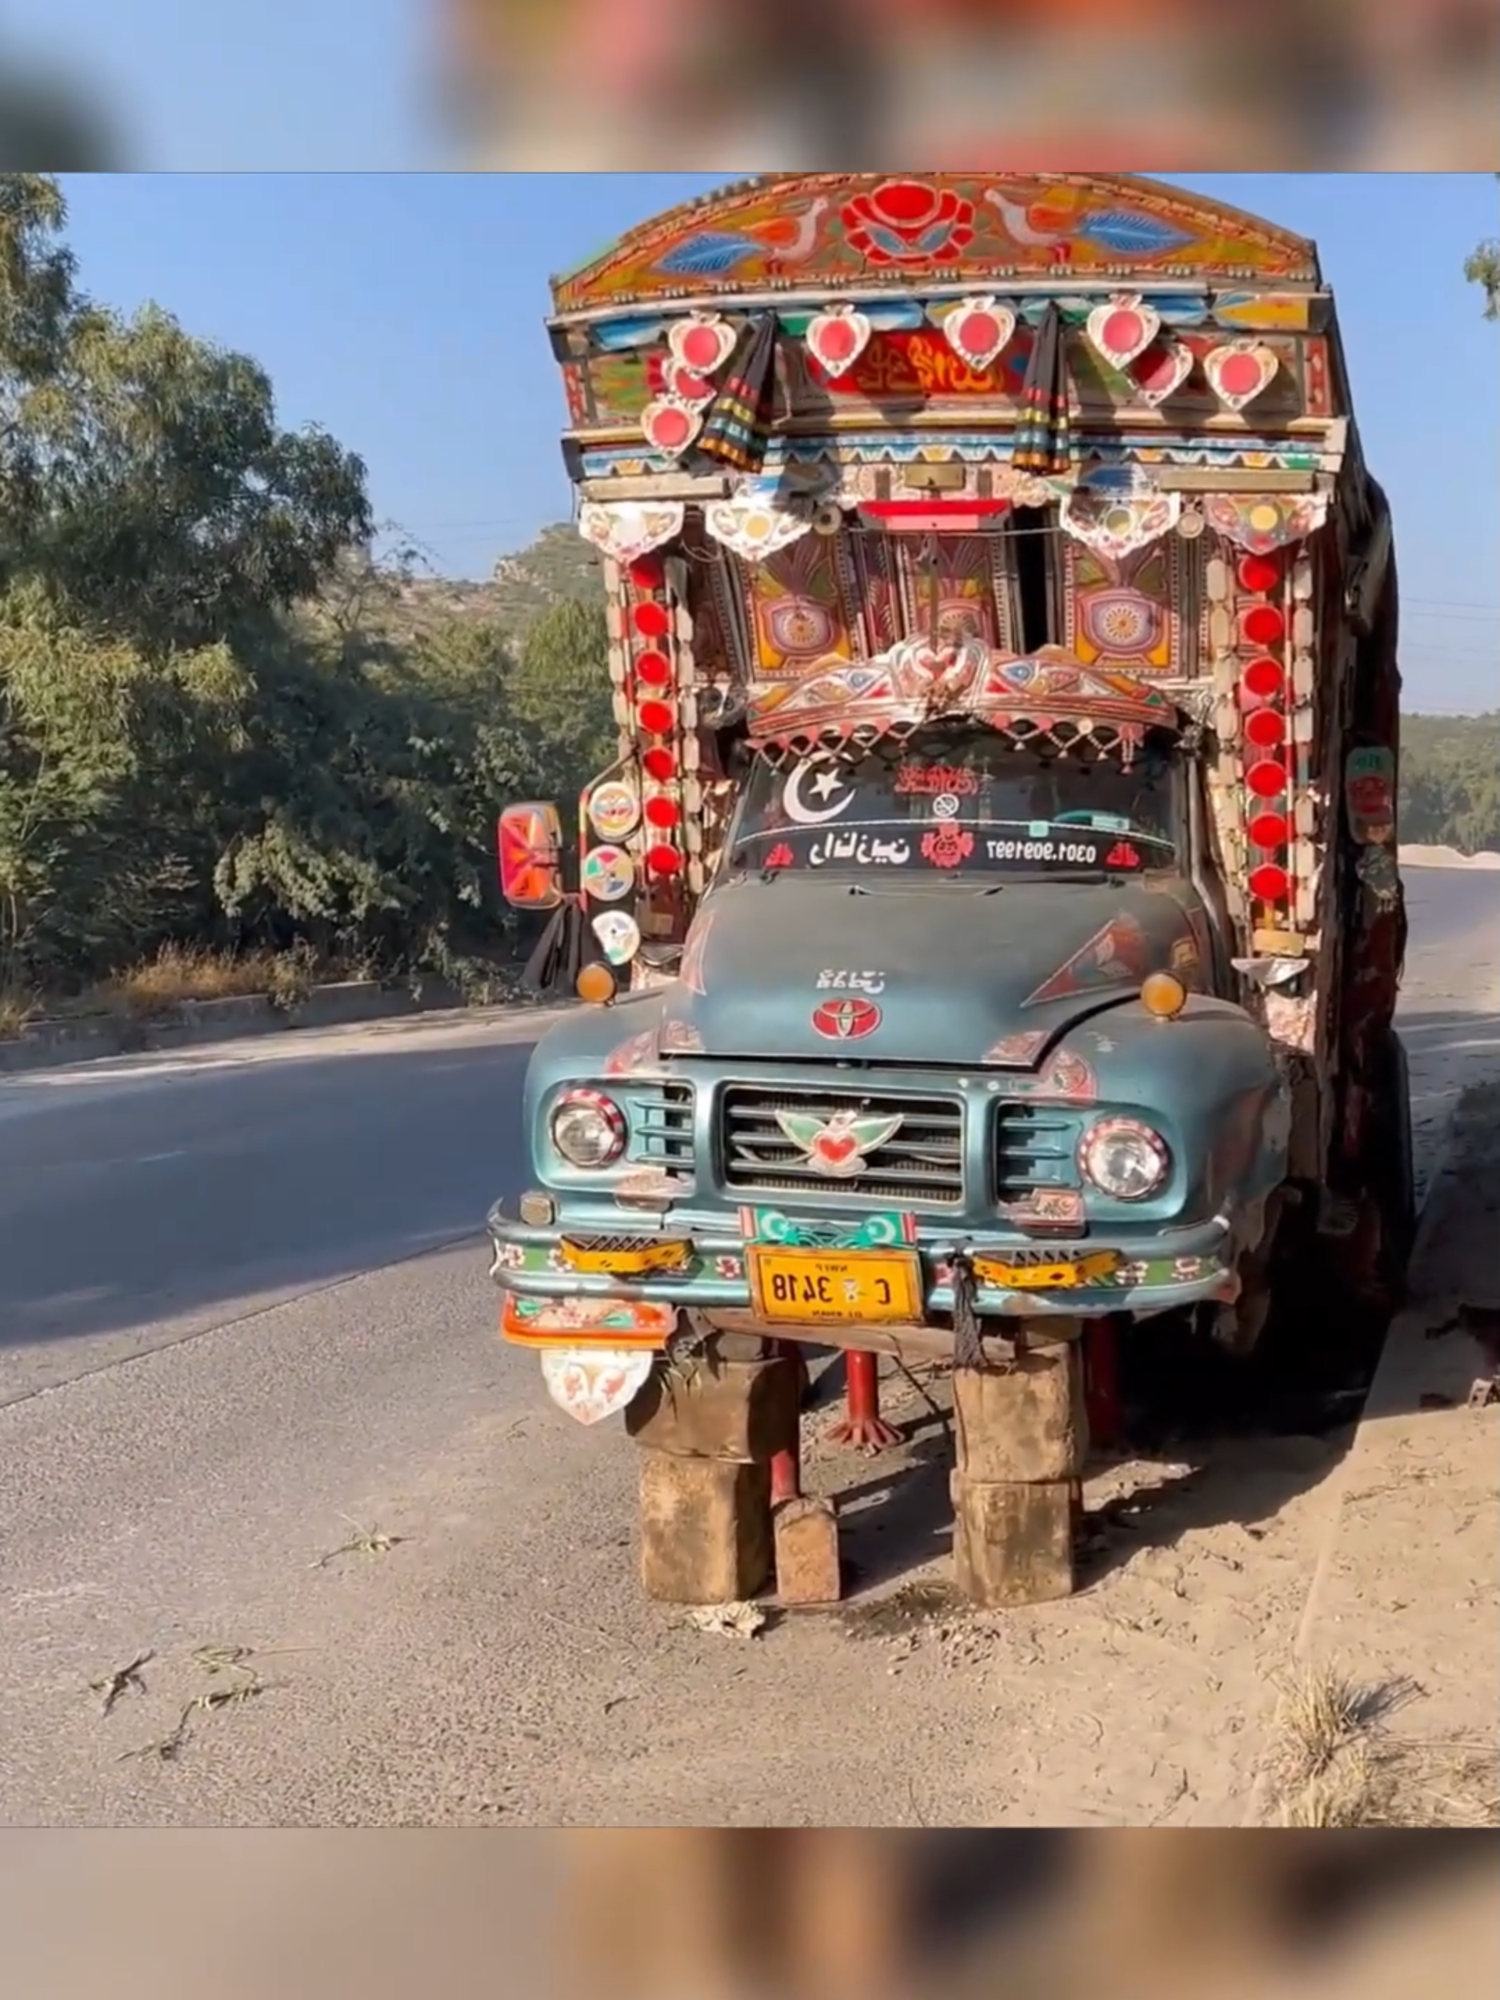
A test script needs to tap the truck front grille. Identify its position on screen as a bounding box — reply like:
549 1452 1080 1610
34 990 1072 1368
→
994 1104 1082 1202
720 1086 965 1206
626 1082 695 1170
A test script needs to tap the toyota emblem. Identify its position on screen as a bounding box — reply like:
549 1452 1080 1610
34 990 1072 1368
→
812 998 882 1041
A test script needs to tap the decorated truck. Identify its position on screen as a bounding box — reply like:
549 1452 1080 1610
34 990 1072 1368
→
487 173 1409 1610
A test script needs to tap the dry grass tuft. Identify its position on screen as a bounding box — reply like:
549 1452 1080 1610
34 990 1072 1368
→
82 942 321 1016
0 985 40 1037
1269 1661 1499 1827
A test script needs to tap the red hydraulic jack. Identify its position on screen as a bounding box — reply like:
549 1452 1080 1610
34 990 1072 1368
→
824 1348 901 1451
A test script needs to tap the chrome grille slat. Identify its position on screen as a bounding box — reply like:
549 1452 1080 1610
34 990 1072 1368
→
627 1082 695 1167
721 1086 964 1206
995 1104 1081 1200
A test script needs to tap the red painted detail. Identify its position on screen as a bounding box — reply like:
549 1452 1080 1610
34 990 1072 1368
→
859 498 1012 520
633 601 670 639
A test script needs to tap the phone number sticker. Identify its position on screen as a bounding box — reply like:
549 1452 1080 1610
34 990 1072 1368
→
985 838 1103 862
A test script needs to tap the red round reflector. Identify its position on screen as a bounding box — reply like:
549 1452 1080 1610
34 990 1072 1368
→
677 321 727 373
1241 603 1285 647
642 746 676 783
628 556 664 590
644 794 680 830
637 698 675 736
633 601 670 639
1249 862 1290 902
1101 307 1146 355
815 316 859 363
1248 810 1289 849
646 843 682 876
634 649 672 686
1242 656 1284 702
1244 707 1286 748
1237 553 1283 595
1246 759 1287 798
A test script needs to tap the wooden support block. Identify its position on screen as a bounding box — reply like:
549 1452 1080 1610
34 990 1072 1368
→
625 1353 800 1463
950 1473 1076 1607
951 1342 1088 1485
638 1451 772 1604
773 1496 842 1607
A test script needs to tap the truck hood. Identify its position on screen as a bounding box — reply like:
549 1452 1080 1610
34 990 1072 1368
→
654 875 1205 1066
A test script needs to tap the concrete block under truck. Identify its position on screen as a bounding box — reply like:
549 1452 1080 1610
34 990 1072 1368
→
488 173 1411 1611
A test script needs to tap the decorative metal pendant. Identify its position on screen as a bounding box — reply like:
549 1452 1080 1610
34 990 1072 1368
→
941 296 1016 371
804 304 873 379
1086 293 1162 371
1203 340 1280 411
667 312 737 376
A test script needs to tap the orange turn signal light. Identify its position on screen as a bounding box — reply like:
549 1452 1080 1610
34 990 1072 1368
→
1140 971 1188 1020
576 962 617 1005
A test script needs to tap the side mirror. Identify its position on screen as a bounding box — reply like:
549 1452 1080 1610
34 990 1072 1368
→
497 802 565 911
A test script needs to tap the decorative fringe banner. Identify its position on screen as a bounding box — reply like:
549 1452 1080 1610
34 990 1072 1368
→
690 313 779 475
1012 302 1073 476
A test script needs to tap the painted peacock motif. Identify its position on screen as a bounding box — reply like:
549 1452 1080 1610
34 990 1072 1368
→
655 197 832 278
985 187 1196 258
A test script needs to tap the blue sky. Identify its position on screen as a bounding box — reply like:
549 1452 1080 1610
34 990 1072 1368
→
51 171 1500 713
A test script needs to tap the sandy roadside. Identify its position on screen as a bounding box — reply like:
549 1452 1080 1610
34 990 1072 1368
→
1248 1078 1499 1826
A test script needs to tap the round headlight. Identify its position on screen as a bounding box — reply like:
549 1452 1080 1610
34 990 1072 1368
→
1079 1117 1170 1202
550 1089 626 1168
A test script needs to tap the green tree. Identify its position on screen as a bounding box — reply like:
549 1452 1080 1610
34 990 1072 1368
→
1464 174 1499 321
1399 713 1500 855
2 174 622 1007
508 596 616 805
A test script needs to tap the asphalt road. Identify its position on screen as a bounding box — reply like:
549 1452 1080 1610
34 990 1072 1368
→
1 869 1496 1826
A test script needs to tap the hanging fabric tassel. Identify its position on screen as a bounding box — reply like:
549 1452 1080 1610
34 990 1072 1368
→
520 897 587 999
1012 303 1074 476
689 313 779 476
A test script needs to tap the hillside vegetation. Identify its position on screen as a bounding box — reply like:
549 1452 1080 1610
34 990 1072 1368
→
1 173 1494 1033
1398 711 1500 856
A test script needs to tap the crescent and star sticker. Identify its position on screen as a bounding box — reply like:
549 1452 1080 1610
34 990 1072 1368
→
781 756 857 826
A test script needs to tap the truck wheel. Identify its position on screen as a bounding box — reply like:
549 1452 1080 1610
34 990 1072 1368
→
1368 1026 1416 1291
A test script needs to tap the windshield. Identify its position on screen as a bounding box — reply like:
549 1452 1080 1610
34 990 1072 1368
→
726 729 1183 881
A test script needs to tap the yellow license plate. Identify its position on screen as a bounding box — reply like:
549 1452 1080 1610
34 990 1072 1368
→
973 1249 1123 1291
559 1236 692 1276
748 1247 923 1325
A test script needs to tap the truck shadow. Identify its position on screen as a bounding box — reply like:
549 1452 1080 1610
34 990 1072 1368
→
828 1284 1402 1602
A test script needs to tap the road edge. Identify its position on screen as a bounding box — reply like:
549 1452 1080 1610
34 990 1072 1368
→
0 979 556 1076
